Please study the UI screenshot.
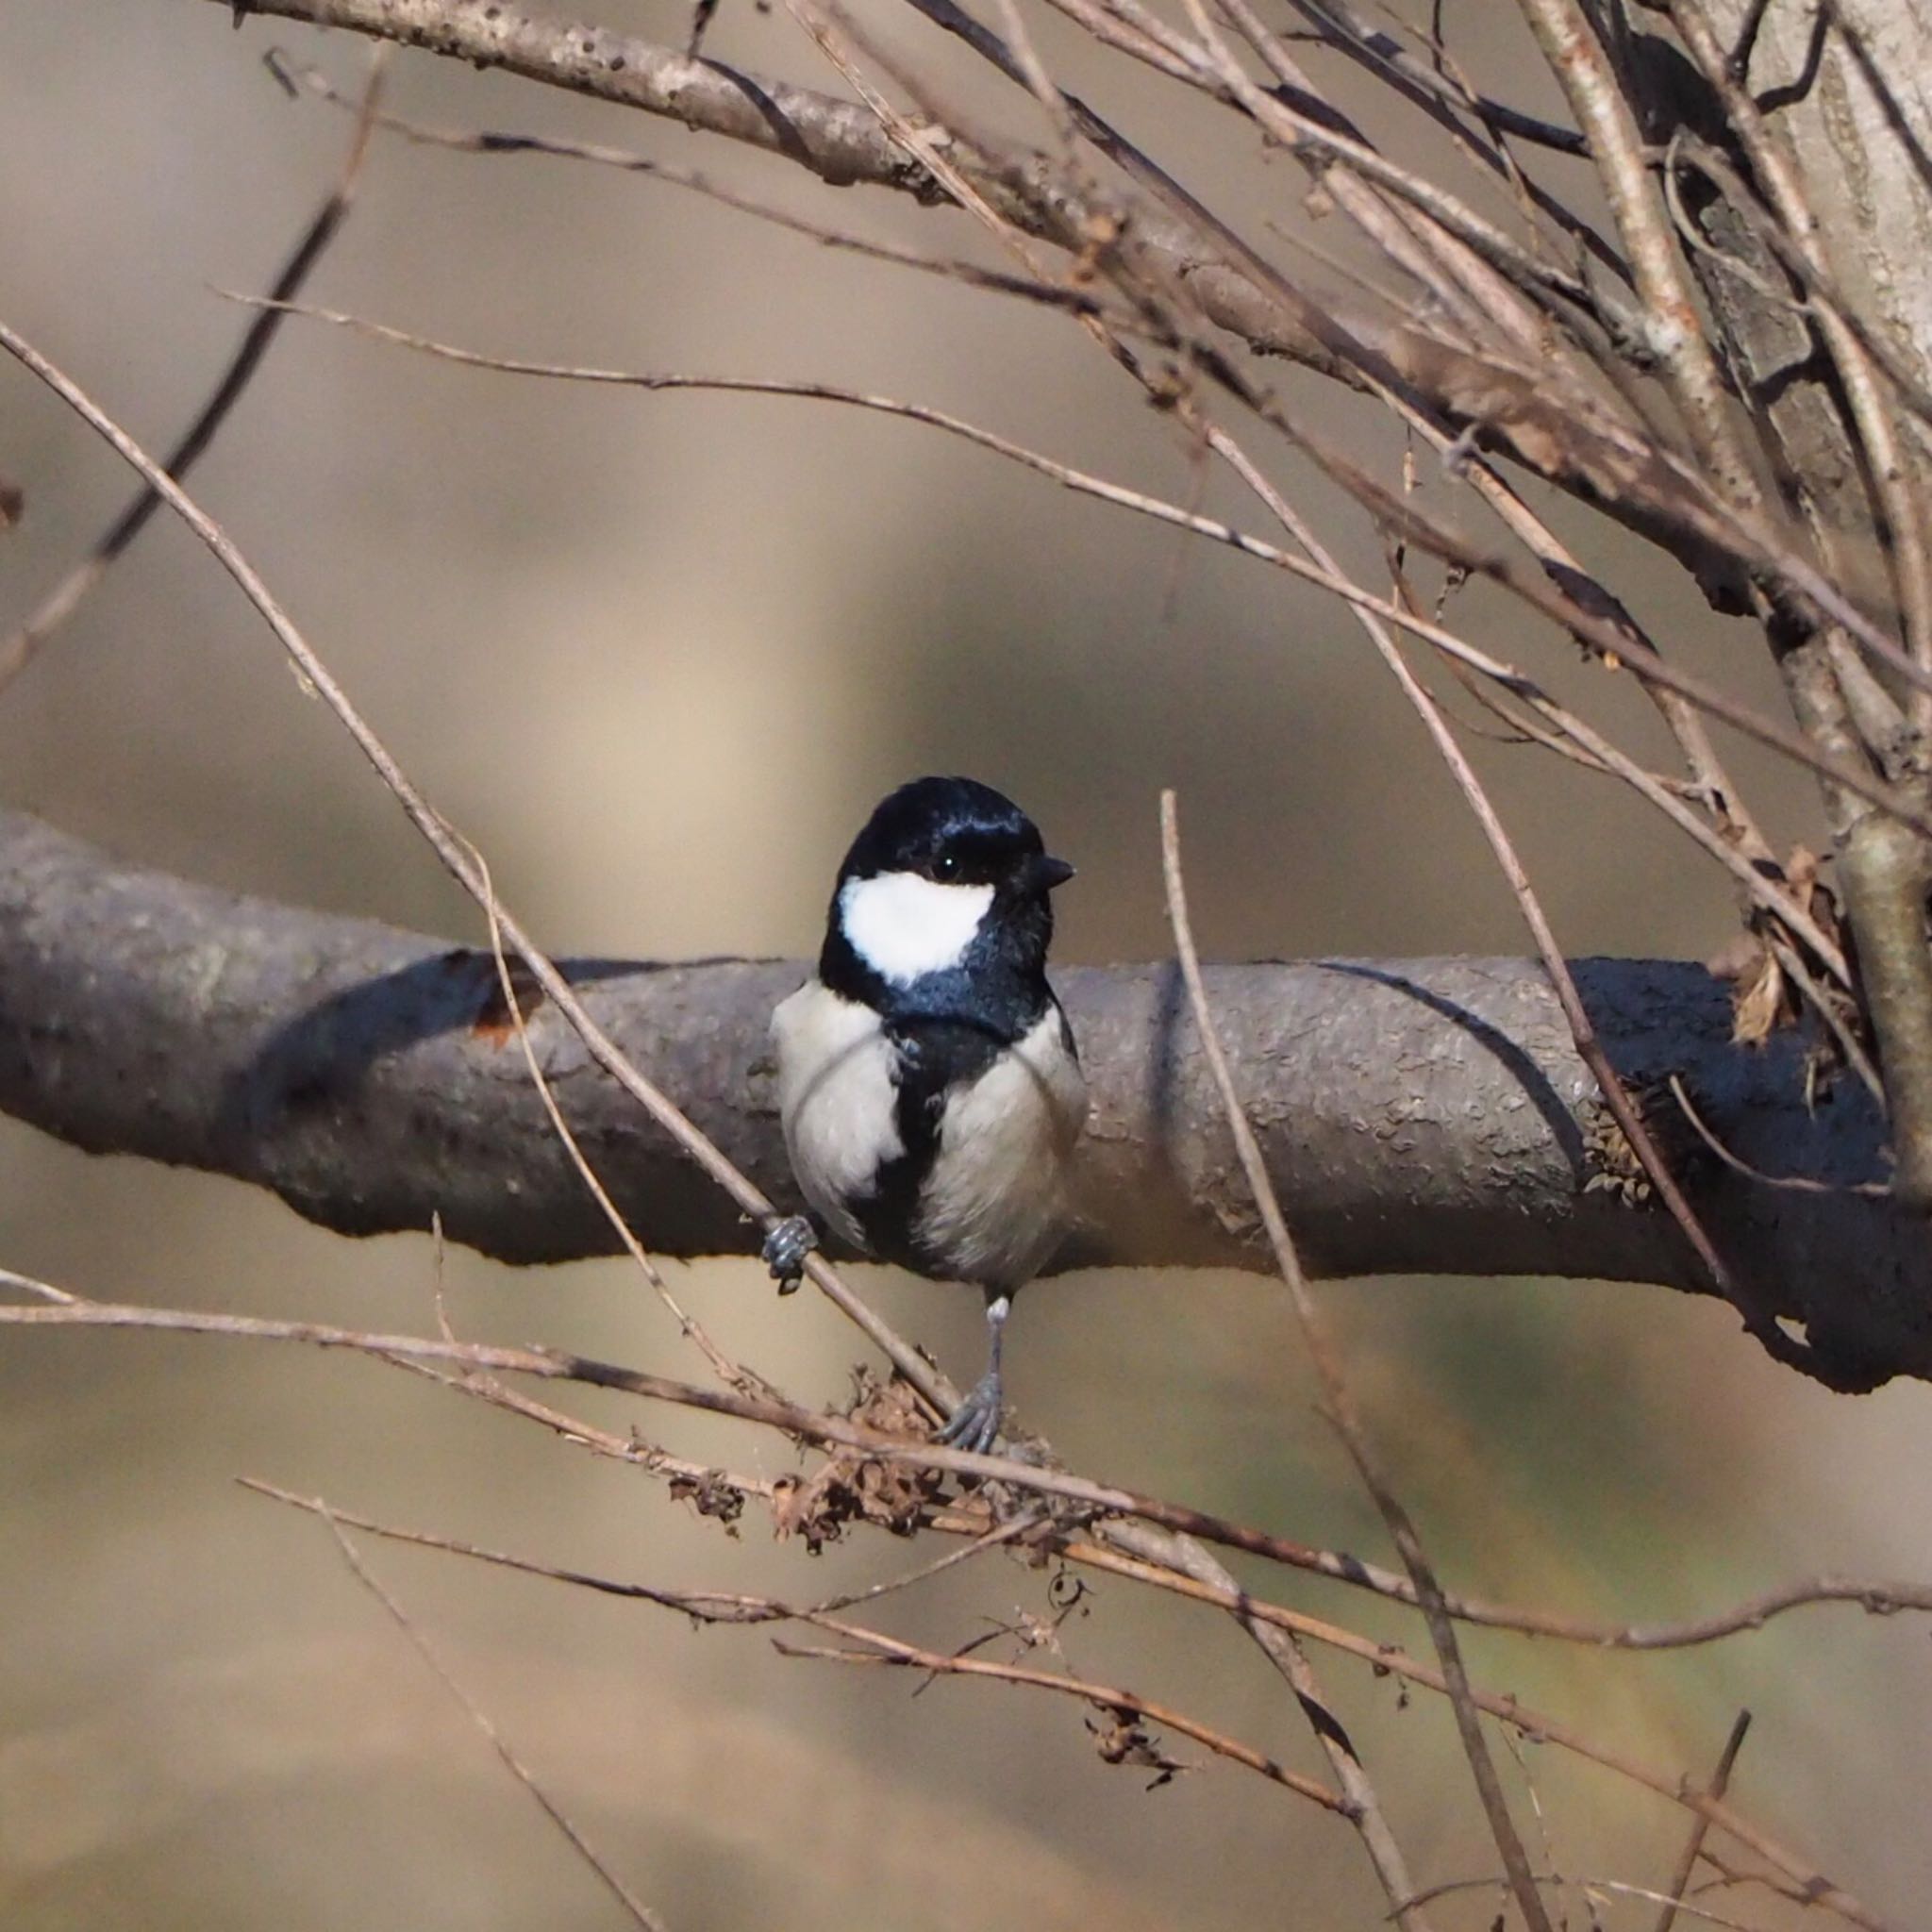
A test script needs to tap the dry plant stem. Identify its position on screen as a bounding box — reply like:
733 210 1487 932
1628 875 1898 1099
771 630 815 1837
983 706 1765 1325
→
1059 1537 1881 1914
1153 0 1757 840
317 1509 668 1931
271 58 1137 330
1187 0 1572 359
1471 683 1832 974
1765 932 1883 1099
1280 0 1590 158
1130 0 1595 319
1440 448 1756 843
0 1278 1906 1919
207 0 1774 615
254 1448 1897 1920
1502 0 1932 832
1669 1076 1888 1197
240 1400 1929 1709
12 1266 1927 1653
213 0 1369 389
951 5 1752 849
0 316 956 1425
271 277 1876 838
1157 794 1553 1932
1078 0 1619 313
219 0 1928 682
294 1479 1346 1814
246 1480 1038 1625
244 1399 1907 1923
0 53 385 693
775 1616 1347 1809
1652 1709 1752 1932
387 1351 769 1490
0 1290 1542 1608
1324 449 1932 840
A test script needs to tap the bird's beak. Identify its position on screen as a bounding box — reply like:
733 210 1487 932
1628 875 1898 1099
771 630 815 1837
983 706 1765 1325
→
1034 855 1075 892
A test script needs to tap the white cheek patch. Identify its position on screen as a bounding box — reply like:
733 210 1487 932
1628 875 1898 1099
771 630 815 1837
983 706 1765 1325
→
840 871 994 984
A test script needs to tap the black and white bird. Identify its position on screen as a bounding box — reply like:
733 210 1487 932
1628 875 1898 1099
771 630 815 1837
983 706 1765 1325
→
762 776 1088 1453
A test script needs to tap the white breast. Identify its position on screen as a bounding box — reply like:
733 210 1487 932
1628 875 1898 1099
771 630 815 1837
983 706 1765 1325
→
771 979 901 1250
917 1006 1089 1289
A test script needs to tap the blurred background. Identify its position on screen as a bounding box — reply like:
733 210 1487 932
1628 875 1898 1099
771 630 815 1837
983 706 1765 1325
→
3 2 1930 1925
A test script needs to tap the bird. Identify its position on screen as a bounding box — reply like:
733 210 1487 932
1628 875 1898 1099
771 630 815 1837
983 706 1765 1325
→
762 775 1088 1454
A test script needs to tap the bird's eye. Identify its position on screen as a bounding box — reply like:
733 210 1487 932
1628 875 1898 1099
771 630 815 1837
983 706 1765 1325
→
929 853 960 882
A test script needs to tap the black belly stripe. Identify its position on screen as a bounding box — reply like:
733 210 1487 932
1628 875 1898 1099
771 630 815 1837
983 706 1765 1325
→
857 1012 1015 1274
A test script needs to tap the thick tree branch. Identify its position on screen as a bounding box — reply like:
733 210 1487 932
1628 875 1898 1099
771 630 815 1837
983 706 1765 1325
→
4 808 1925 1379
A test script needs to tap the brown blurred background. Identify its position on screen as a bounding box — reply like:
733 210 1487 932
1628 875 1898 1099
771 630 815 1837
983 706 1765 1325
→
4 3 1931 1925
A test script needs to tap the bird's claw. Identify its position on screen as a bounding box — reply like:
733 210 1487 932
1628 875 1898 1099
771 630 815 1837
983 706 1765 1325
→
935 1370 1005 1457
761 1215 817 1293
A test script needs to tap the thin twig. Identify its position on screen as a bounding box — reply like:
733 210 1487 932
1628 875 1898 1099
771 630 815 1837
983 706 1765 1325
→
264 52 1138 330
1652 1709 1752 1932
247 1468 1896 1889
1395 1869 1765 1931
313 1505 669 1930
253 1484 1346 1812
1669 1076 1889 1198
0 50 387 692
775 1617 1348 1809
465 833 774 1399
1200 428 1749 1336
1158 791 1553 1932
1514 0 1763 516
245 1478 1035 1625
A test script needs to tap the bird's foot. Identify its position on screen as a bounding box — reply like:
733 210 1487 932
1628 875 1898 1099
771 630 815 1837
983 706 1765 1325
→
761 1215 817 1293
935 1369 1005 1457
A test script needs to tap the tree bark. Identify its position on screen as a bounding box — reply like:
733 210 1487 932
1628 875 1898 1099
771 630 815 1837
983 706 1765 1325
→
1703 0 1932 381
3 808 1924 1380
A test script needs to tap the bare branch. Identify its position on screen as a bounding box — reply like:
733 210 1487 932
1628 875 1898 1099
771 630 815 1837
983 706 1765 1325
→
314 1507 670 1931
1160 791 1553 1932
1652 1709 1753 1932
4 804 1926 1375
0 50 386 691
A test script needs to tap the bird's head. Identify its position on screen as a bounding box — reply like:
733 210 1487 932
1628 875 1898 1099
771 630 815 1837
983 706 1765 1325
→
826 775 1073 991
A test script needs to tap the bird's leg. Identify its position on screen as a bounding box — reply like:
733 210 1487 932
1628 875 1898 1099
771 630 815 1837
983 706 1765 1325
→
760 1215 818 1294
936 1290 1011 1455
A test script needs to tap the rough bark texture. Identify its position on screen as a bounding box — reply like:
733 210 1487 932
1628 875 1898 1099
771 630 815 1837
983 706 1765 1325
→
3 808 1924 1379
1707 0 1932 378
